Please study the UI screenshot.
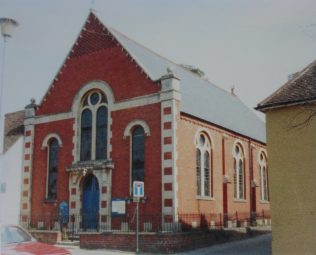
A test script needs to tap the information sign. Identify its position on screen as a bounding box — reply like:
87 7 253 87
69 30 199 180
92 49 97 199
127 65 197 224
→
133 181 144 198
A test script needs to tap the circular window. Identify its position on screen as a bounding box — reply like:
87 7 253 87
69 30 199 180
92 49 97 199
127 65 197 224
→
90 92 100 105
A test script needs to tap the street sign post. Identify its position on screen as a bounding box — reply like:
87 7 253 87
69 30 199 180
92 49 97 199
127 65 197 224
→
133 181 144 253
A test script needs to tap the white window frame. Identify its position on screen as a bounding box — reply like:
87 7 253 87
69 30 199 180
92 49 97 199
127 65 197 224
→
196 133 212 199
45 138 59 200
42 133 63 200
123 119 150 195
79 90 108 161
259 152 269 202
72 81 115 163
233 143 245 200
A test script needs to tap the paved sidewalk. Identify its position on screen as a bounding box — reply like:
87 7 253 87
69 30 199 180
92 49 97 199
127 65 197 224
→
66 233 271 255
66 247 135 255
175 233 272 255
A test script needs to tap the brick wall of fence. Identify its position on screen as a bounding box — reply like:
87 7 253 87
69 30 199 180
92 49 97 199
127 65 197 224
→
80 228 271 253
23 211 271 252
29 230 61 244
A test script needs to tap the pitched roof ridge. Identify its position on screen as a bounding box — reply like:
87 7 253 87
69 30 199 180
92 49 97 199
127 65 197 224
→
257 59 316 108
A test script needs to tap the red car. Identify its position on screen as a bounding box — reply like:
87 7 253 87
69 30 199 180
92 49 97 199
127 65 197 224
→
1 225 71 255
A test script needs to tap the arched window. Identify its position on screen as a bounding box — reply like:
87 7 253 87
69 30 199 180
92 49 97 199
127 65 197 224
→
196 149 201 196
196 133 212 197
131 126 145 185
96 106 108 160
259 152 269 201
47 138 59 200
80 90 108 161
233 144 245 200
80 109 92 161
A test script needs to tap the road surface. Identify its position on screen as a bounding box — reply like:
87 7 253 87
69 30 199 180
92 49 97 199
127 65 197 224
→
66 233 272 255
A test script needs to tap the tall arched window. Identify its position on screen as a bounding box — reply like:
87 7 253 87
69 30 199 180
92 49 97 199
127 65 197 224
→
259 152 269 201
80 109 92 161
96 106 108 160
47 138 59 200
196 133 212 197
80 90 108 161
233 144 245 200
131 126 145 184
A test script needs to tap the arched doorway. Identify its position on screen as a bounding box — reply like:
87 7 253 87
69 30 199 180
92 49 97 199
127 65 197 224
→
82 174 99 230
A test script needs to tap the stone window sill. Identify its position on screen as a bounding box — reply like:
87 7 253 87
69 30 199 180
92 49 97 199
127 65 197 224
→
196 196 214 201
234 199 247 203
43 198 57 204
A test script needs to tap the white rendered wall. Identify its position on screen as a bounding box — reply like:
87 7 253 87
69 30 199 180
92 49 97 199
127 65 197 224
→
0 137 23 225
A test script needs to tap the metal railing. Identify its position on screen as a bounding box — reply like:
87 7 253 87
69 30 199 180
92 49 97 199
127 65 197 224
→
20 210 271 237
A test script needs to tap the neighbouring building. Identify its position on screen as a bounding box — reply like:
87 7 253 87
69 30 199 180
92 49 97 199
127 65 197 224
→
0 111 24 224
256 60 316 255
18 12 269 240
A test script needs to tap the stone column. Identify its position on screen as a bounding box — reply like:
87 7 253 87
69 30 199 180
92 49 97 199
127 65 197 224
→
20 99 36 228
160 68 181 230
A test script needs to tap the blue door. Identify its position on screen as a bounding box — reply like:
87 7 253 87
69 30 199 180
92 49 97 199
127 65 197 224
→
82 175 99 229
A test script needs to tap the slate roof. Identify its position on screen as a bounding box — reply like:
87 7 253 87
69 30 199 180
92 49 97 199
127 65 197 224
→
109 27 266 143
38 12 266 144
257 60 316 111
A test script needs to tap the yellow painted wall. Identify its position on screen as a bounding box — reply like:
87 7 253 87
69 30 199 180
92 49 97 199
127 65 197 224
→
266 105 316 255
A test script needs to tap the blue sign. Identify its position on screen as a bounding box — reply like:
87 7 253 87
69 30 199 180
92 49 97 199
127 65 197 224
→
58 201 69 224
133 181 144 198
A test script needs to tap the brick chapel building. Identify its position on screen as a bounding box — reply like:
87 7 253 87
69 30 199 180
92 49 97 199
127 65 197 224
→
19 12 269 232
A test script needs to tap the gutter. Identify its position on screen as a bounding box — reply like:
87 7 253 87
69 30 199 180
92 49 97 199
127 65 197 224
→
256 98 316 112
180 112 266 145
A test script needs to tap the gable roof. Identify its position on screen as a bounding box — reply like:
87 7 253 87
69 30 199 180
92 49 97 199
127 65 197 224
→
109 27 266 143
39 12 266 144
256 60 316 111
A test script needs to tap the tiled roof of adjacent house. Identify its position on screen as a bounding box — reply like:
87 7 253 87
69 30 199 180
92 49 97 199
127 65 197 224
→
3 110 24 153
256 60 316 111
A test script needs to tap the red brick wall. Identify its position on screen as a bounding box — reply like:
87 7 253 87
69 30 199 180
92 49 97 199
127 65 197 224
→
31 13 162 217
31 100 162 218
111 103 162 214
80 229 267 253
30 231 61 244
80 232 218 253
31 119 74 216
36 14 159 116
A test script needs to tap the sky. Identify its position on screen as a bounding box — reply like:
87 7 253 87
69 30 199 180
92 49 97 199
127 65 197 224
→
0 0 316 138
